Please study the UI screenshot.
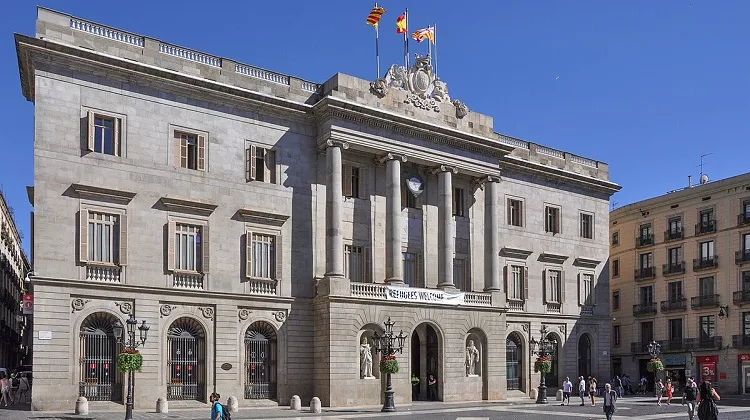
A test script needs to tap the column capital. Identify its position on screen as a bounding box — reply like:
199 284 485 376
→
325 139 350 150
471 175 501 190
376 152 408 164
429 164 458 175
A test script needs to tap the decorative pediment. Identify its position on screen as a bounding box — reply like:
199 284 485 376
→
500 247 533 260
237 209 289 227
159 196 217 216
574 257 601 269
71 183 136 204
538 253 569 264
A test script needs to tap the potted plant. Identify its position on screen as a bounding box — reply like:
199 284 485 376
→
534 356 552 373
117 348 143 373
379 355 400 375
647 358 664 372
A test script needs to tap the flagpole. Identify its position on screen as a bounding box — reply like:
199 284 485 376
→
434 23 438 77
376 23 380 78
404 8 409 67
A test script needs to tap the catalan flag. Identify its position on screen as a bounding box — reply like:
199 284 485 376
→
396 14 407 34
412 26 435 44
366 6 386 26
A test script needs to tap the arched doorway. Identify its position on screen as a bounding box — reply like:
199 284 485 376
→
506 332 523 391
578 334 592 379
411 323 442 401
79 312 122 402
546 332 560 388
167 317 206 401
244 321 278 400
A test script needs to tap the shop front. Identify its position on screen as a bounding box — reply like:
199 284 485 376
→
739 354 750 394
663 355 687 395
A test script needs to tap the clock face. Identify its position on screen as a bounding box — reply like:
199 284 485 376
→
406 176 424 196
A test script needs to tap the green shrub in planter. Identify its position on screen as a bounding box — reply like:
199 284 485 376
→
117 348 143 373
534 356 552 373
379 355 399 374
647 358 664 372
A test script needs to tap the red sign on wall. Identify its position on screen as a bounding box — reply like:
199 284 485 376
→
22 294 33 315
696 355 718 363
739 354 750 362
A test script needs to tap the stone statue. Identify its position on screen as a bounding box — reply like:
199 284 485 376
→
360 337 375 379
432 78 450 103
466 339 480 376
369 78 388 99
452 99 469 119
385 64 408 89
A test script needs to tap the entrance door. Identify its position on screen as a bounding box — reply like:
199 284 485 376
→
79 312 122 402
411 323 442 401
244 321 278 400
744 366 750 394
167 317 206 401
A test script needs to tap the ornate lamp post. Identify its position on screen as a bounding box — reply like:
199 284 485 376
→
372 317 407 412
113 314 149 420
647 340 661 359
529 327 557 404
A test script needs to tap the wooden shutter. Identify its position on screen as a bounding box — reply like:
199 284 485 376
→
86 111 95 151
197 135 206 171
173 133 182 168
503 265 508 296
523 266 529 301
113 118 120 157
247 145 257 181
365 247 372 283
542 269 548 304
274 234 282 281
267 150 276 184
578 273 584 306
118 214 128 266
506 199 511 225
167 221 176 271
590 273 596 305
245 231 253 278
342 164 353 197
201 225 209 273
560 270 566 303
79 209 89 263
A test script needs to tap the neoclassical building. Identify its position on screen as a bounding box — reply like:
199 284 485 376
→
17 7 620 410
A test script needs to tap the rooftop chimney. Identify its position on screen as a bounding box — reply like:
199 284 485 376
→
688 175 692 188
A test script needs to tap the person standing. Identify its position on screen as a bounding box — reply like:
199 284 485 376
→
655 378 665 406
0 373 9 407
589 377 598 406
665 379 674 405
561 377 573 406
622 374 631 395
411 374 420 400
578 376 587 406
697 381 720 420
602 383 618 420
615 375 624 397
209 392 224 420
427 374 438 401
682 377 698 420
640 375 648 394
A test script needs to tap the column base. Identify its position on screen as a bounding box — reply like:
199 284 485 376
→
437 283 457 291
318 275 350 297
385 278 405 286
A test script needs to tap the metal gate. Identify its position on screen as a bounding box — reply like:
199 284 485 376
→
244 321 277 399
506 333 522 391
79 313 122 401
167 317 205 401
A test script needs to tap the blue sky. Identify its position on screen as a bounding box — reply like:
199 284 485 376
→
2 1 749 255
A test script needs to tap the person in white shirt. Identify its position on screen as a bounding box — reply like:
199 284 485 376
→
561 377 573 406
579 376 587 406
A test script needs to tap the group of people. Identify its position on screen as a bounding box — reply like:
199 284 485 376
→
411 374 439 401
0 371 31 407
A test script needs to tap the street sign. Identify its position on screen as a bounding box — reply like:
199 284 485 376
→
22 294 33 314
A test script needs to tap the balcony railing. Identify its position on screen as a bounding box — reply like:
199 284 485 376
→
86 264 121 283
662 262 685 276
173 272 204 290
738 213 750 226
736 250 750 265
545 302 562 314
636 234 654 248
685 337 722 350
508 300 525 312
695 220 716 236
732 334 750 348
664 229 683 242
660 299 687 312
691 294 720 309
633 302 657 316
634 267 656 281
733 290 750 304
246 279 277 296
693 256 718 271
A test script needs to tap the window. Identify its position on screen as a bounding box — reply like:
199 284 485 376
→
248 233 276 279
345 245 370 283
612 290 620 311
546 270 562 303
744 312 750 336
639 252 653 269
613 325 620 346
454 258 469 291
669 318 683 341
246 145 276 183
641 321 654 344
640 224 653 240
668 247 682 267
175 131 205 171
612 231 619 246
508 199 523 227
79 209 126 266
580 213 593 239
699 315 715 340
87 112 120 156
743 271 750 292
612 259 620 278
699 276 715 297
545 206 560 234
699 209 714 225
667 281 683 302
452 188 466 217
350 167 360 198
744 200 750 218
580 273 593 306
509 265 525 300
668 217 682 235
639 285 654 304
743 233 750 251
174 224 202 272
403 252 422 287
403 189 419 209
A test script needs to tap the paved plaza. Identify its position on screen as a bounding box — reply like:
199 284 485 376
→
2 397 750 420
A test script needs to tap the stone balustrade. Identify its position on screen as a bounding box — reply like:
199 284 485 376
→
159 43 222 67
69 18 144 47
173 272 204 290
350 282 387 299
235 64 289 85
246 278 277 296
507 300 525 312
464 292 492 307
85 265 121 283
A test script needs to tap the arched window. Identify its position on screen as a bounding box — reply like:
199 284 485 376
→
578 334 592 379
506 332 523 391
167 317 206 401
79 312 122 402
245 321 277 400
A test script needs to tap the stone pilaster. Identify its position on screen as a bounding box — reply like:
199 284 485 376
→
483 176 502 292
324 140 348 280
380 153 407 284
432 165 458 290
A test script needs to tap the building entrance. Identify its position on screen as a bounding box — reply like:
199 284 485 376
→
411 323 442 401
744 366 750 394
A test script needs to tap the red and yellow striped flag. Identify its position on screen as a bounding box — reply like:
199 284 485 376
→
412 26 435 44
366 6 386 26
396 14 407 33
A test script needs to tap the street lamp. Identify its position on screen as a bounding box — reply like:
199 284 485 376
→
371 317 407 412
114 314 149 420
718 306 729 319
647 340 661 359
529 327 557 404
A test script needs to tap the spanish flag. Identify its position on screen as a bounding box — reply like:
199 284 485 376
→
412 26 435 44
366 6 386 26
396 14 407 34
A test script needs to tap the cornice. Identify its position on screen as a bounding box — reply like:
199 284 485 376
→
574 257 601 269
500 247 533 260
538 253 569 265
237 208 289 227
500 155 621 196
71 183 136 204
159 196 218 216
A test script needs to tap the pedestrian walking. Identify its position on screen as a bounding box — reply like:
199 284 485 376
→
561 377 573 406
209 392 224 420
589 377 598 406
696 381 720 420
615 375 624 397
622 374 632 395
0 373 9 407
640 375 648 395
578 376 587 406
602 383 618 420
655 378 665 406
682 377 698 420
666 379 674 405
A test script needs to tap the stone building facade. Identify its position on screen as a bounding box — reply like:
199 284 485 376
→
17 7 619 410
610 172 750 394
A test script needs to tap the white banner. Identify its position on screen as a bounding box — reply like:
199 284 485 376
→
385 286 465 306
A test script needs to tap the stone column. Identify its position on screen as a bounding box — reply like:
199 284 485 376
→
325 140 349 279
381 153 407 284
433 165 458 289
484 176 502 291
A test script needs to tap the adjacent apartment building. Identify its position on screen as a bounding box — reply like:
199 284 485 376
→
610 172 750 394
17 7 620 410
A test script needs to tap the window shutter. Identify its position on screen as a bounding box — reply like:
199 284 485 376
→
560 270 566 303
342 164 353 197
506 199 511 225
591 274 596 305
365 247 372 283
201 225 209 273
503 265 508 296
357 168 365 199
578 273 584 306
274 234 282 281
197 135 206 171
118 214 128 266
167 221 176 271
266 149 276 184
173 134 181 168
113 118 120 157
245 231 253 278
247 145 257 181
79 209 89 263
523 267 529 301
542 269 548 304
86 111 95 152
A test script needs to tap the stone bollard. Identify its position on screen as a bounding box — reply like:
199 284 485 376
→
310 396 322 414
75 396 89 415
290 395 302 410
156 397 168 413
227 396 238 413
529 388 538 400
556 389 563 401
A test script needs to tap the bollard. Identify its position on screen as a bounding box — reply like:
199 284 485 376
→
75 396 89 415
227 396 239 413
290 395 301 410
310 396 322 414
156 397 168 413
529 388 538 400
556 389 563 401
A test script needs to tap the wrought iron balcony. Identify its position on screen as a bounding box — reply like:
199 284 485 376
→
635 266 656 281
691 294 720 309
633 302 657 316
636 234 654 248
685 336 721 350
664 229 683 242
662 262 685 276
661 339 687 353
695 220 716 236
732 334 750 349
736 250 750 265
660 299 687 312
630 341 651 354
693 256 718 271
739 213 750 226
733 290 750 304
